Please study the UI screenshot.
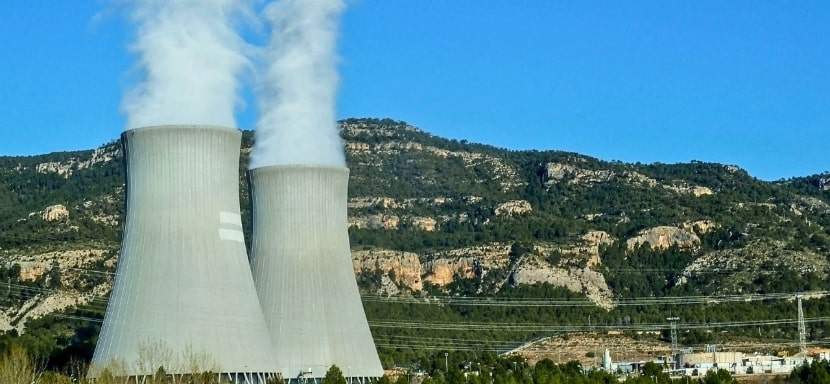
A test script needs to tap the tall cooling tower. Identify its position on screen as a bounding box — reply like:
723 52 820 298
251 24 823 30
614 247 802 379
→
249 165 383 380
90 125 278 382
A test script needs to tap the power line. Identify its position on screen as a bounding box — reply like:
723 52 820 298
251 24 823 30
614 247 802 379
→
35 266 830 308
12 308 830 355
4 284 829 324
10 272 829 309
1 283 110 305
20 310 827 334
362 291 829 307
368 317 830 332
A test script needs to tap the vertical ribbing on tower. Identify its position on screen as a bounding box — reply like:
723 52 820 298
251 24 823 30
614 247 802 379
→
249 165 383 380
90 125 277 381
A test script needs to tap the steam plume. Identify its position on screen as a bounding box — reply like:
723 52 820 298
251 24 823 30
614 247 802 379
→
122 0 250 129
250 0 346 168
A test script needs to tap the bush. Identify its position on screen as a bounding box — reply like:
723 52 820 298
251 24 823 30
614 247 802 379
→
0 345 42 384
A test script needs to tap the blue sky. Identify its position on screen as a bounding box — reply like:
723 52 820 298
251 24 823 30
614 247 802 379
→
0 1 827 180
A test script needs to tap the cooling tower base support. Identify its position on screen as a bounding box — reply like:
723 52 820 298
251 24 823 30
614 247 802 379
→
286 377 377 384
110 372 278 384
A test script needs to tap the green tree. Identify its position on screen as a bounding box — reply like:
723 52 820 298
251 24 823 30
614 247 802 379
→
47 260 62 289
702 369 736 384
790 360 830 384
323 365 348 384
639 361 670 384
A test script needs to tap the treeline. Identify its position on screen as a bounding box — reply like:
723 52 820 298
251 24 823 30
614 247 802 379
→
0 343 744 384
380 355 739 384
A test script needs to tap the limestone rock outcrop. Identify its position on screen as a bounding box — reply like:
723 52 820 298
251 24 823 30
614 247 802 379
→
545 163 617 185
682 220 717 235
423 258 479 286
544 162 714 197
495 200 533 217
626 226 700 251
680 241 829 291
665 184 714 197
41 205 69 222
35 146 118 178
352 249 423 291
512 255 614 309
349 214 401 230
409 217 437 232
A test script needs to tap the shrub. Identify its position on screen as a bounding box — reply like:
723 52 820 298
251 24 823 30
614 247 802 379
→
0 345 42 384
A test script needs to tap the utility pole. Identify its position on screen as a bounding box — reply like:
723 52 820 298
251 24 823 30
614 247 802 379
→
797 294 807 356
444 352 449 373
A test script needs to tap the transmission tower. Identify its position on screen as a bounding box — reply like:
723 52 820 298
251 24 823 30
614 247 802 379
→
797 294 807 356
667 317 680 353
667 317 680 369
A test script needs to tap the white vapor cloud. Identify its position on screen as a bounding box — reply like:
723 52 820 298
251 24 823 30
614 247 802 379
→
250 0 346 168
122 0 250 130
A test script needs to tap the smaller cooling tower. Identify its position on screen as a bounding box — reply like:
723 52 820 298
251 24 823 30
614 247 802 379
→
90 125 278 382
249 165 383 380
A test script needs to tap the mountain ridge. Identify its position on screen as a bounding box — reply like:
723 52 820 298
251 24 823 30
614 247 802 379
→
1 117 828 366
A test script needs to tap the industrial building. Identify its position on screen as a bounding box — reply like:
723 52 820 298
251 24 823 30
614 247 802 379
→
90 125 279 382
249 165 384 381
601 347 820 379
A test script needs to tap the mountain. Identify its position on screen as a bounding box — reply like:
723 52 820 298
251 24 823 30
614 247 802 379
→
1 118 829 367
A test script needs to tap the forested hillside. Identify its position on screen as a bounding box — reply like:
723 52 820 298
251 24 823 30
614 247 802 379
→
1 118 829 370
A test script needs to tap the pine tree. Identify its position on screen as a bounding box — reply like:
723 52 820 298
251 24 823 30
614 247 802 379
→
323 365 348 384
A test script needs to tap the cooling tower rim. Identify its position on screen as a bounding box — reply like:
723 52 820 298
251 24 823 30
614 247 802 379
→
123 124 241 135
248 164 349 175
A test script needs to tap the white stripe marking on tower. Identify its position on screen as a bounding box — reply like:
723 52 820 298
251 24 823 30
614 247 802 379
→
219 228 245 242
220 211 243 227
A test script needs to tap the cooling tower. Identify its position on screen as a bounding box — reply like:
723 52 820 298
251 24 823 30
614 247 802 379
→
90 125 278 382
249 165 383 380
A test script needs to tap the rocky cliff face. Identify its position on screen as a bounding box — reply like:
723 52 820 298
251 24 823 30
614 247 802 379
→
512 259 614 309
409 217 437 231
352 249 423 291
495 200 533 216
544 162 714 197
626 226 700 251
349 214 401 230
41 205 69 222
680 241 830 291
33 146 119 178
350 237 620 308
0 248 113 333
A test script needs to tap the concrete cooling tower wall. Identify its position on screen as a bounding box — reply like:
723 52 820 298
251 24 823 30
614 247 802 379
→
90 125 278 382
249 165 383 380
